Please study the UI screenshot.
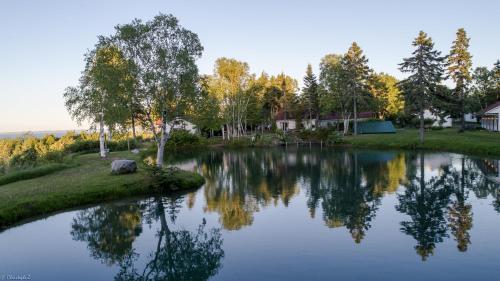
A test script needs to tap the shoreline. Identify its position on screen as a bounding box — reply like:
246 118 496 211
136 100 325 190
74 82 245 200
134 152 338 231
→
2 128 500 230
0 151 204 231
209 128 500 158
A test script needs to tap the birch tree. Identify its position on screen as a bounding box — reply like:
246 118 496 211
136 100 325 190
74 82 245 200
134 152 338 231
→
319 54 352 135
208 58 252 139
115 14 203 167
64 42 132 158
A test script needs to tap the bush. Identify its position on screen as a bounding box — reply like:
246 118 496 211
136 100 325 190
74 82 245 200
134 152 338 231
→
9 147 38 168
145 165 205 191
43 150 65 162
166 129 205 148
298 128 334 142
226 138 252 148
327 131 344 144
66 140 100 153
409 117 435 128
108 139 138 151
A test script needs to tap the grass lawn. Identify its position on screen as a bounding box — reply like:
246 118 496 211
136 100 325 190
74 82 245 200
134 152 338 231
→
344 128 500 156
0 151 204 230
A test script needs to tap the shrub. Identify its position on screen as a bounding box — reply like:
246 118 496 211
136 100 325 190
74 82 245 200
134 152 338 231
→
43 150 65 162
298 128 334 142
166 129 205 148
9 147 38 168
66 140 100 153
226 138 252 148
409 117 435 128
145 165 205 191
327 131 344 144
108 139 138 151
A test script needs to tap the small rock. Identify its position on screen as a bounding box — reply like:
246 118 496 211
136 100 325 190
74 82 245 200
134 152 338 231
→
111 160 137 174
131 148 140 154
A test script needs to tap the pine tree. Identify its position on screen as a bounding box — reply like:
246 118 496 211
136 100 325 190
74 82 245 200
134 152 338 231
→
448 28 473 132
399 31 445 143
342 42 371 135
302 64 320 127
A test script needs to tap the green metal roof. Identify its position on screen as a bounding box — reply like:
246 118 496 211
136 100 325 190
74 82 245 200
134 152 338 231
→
358 121 396 134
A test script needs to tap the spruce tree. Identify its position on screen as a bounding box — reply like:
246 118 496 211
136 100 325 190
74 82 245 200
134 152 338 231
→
448 28 473 132
342 42 371 135
302 64 320 127
399 31 445 143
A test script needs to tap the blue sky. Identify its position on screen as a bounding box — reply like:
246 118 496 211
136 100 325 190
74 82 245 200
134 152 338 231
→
1 0 499 132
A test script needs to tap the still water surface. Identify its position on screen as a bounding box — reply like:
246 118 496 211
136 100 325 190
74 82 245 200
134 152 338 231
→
1 148 500 281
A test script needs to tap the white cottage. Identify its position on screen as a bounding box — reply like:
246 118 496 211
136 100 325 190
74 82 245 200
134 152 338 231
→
423 110 452 128
155 118 198 134
478 101 500 131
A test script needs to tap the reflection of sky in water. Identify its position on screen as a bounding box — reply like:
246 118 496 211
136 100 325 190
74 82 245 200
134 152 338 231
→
1 148 500 281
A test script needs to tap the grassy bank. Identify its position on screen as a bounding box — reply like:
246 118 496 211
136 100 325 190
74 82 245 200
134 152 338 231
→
344 128 500 156
0 151 204 230
204 128 500 157
0 163 75 186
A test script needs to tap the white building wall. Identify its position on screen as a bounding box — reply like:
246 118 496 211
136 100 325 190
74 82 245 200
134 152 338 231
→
301 119 317 130
423 110 452 128
167 118 197 134
480 106 500 132
276 120 296 131
464 113 477 123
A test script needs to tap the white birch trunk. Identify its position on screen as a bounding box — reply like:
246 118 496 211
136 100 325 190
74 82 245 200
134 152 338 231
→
99 114 106 158
343 115 351 136
156 118 168 168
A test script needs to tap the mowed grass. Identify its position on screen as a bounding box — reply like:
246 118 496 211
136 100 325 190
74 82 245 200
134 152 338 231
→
345 128 500 156
0 151 202 230
0 163 75 186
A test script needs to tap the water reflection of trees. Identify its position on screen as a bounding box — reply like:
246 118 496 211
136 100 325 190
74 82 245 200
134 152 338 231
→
396 153 452 261
71 196 224 281
194 148 407 243
71 203 143 265
396 154 500 260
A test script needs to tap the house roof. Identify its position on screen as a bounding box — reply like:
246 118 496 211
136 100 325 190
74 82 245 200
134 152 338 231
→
275 111 296 121
155 117 194 126
320 111 374 120
275 111 374 121
478 101 500 116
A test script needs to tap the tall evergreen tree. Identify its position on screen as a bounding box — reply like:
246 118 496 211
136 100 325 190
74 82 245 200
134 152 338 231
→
342 42 371 135
399 31 445 143
447 28 473 132
302 64 320 127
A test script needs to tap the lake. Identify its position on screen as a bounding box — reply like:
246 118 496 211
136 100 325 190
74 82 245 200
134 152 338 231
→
1 147 499 281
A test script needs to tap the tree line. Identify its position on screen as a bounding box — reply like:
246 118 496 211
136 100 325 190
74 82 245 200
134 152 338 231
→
64 13 500 166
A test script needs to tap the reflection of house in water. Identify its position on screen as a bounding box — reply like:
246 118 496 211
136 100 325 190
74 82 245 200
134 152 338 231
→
416 153 454 179
476 158 500 183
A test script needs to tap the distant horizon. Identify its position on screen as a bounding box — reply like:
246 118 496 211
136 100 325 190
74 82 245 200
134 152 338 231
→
0 129 86 134
0 129 89 139
1 0 499 132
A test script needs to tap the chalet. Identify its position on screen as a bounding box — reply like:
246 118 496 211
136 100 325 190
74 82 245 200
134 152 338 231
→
475 158 500 183
423 110 452 128
478 101 500 132
319 112 374 128
275 111 375 131
155 117 197 134
275 111 299 131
